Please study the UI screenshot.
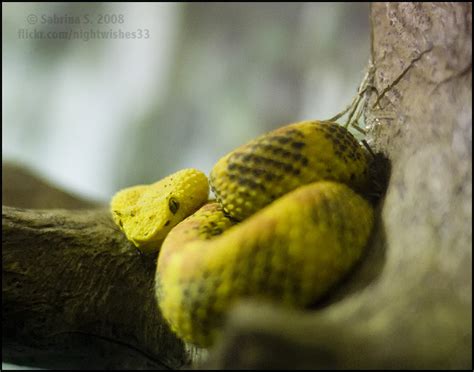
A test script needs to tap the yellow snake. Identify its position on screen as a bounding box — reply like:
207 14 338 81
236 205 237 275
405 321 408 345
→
110 120 374 347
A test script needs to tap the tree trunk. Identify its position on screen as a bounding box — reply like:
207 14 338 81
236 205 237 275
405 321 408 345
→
2 2 472 370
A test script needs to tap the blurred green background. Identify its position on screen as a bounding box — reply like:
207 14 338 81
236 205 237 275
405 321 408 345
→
2 2 369 368
3 2 369 201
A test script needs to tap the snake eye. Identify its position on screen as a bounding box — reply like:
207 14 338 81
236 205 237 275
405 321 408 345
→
168 197 180 214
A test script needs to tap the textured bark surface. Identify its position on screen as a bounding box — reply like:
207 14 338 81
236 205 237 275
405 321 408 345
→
2 163 197 370
204 3 472 369
2 2 472 370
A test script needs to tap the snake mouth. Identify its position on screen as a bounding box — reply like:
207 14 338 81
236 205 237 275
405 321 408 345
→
128 220 170 253
133 217 173 242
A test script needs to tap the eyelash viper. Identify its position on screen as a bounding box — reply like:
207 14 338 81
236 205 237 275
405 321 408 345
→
110 120 375 347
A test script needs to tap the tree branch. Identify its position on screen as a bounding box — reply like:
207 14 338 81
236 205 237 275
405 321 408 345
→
2 162 101 210
2 164 197 369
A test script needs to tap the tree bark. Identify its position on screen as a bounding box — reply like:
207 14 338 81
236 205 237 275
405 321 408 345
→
2 2 472 370
2 164 198 370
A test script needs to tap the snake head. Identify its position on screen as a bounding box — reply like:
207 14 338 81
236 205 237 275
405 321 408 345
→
110 168 209 253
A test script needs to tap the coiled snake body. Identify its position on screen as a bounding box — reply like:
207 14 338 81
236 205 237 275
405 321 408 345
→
111 120 374 347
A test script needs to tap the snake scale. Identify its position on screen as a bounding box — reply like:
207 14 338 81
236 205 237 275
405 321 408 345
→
111 120 375 347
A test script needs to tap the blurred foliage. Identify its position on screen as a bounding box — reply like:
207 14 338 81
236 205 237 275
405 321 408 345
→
2 3 369 201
